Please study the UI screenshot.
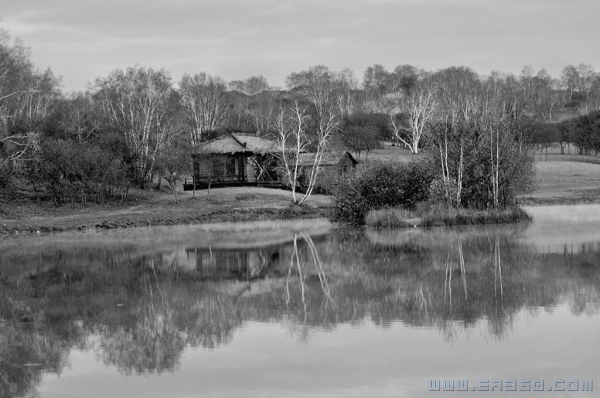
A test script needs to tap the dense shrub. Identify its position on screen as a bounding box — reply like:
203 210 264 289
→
338 113 389 158
26 134 131 204
332 159 435 224
428 121 536 209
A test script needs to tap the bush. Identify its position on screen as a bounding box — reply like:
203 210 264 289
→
332 159 435 224
26 135 131 204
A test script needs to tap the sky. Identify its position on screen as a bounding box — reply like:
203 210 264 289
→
2 0 600 92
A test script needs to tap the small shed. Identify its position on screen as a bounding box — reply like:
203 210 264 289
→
190 134 280 188
296 151 359 192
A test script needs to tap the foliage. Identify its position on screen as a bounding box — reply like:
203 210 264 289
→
26 133 130 204
338 113 390 158
154 136 191 203
529 122 559 156
332 159 435 224
428 120 535 209
345 112 394 139
573 111 600 154
91 66 176 188
339 124 381 159
0 30 60 184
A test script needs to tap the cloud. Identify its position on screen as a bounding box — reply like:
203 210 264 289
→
2 0 599 90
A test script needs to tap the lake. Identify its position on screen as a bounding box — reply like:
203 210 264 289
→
1 206 599 397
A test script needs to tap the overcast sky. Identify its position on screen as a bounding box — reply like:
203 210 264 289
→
2 0 600 91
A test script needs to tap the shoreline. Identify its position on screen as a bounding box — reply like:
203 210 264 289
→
0 204 331 235
1 187 599 236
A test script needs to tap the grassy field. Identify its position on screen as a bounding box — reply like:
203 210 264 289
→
519 160 600 205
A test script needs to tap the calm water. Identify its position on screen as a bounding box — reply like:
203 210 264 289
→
1 206 599 397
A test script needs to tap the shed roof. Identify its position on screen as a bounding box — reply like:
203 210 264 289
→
297 151 359 166
194 134 279 155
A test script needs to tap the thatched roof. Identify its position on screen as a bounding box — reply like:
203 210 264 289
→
297 151 359 166
194 134 279 155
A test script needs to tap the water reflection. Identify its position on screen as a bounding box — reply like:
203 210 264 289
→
1 208 600 397
523 204 600 253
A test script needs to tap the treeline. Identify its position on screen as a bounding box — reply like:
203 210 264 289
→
1 25 599 205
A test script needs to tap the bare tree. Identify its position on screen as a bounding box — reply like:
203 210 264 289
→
179 73 228 146
0 29 52 179
362 64 391 95
520 69 567 121
332 68 360 118
387 82 437 154
229 75 269 96
587 75 600 111
248 90 277 135
60 92 102 143
92 66 174 187
274 100 336 204
390 64 423 94
560 64 579 99
157 142 189 203
491 73 528 121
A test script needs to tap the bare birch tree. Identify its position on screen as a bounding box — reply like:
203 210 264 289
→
388 82 437 154
274 100 336 205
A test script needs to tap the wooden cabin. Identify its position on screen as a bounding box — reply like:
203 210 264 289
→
296 151 359 193
187 133 281 189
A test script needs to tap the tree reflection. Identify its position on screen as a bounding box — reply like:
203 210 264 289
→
282 232 337 342
1 225 600 395
0 289 73 398
98 265 185 375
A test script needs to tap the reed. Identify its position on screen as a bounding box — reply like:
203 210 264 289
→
419 206 531 227
365 205 531 228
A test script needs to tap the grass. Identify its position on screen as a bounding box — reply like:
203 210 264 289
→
365 208 421 228
351 142 418 163
365 205 532 229
418 206 532 227
535 153 600 164
518 160 600 205
0 186 333 234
